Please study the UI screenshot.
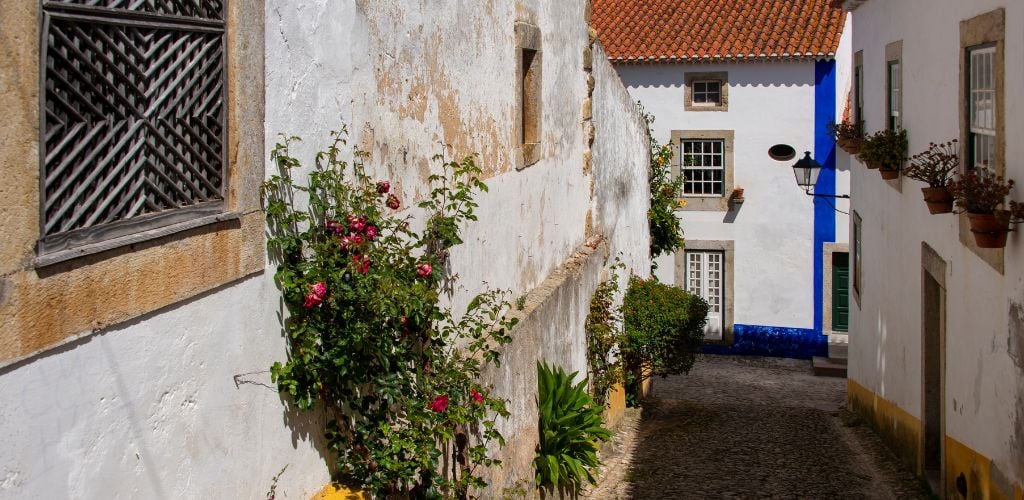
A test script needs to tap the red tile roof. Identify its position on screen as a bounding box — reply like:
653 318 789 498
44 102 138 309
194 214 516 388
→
592 0 847 63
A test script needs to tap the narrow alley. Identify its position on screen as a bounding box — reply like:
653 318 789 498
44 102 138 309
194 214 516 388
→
586 355 931 499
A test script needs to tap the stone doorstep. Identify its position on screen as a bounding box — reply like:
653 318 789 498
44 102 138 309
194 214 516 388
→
812 356 848 378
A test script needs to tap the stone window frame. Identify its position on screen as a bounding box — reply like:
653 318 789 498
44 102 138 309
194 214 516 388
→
957 8 1005 273
823 242 850 333
670 129 735 212
0 3 265 368
515 21 542 169
684 71 729 112
676 239 735 345
852 210 863 308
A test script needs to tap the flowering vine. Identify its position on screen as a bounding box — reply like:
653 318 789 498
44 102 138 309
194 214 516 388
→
262 129 516 498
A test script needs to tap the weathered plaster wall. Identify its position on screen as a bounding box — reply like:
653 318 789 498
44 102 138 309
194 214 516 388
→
261 0 651 495
846 1 1024 495
617 61 848 330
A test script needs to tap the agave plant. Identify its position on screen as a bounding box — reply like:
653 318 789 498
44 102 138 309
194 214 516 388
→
535 362 612 491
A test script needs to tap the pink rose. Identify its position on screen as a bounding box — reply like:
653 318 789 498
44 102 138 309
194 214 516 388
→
429 395 449 413
365 226 378 240
377 180 391 195
350 234 365 245
351 218 367 234
386 194 401 210
325 220 345 235
352 255 371 274
416 263 432 278
303 282 327 308
470 390 484 404
340 236 354 250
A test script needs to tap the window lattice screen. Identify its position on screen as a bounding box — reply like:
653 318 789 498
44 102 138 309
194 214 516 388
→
40 0 226 253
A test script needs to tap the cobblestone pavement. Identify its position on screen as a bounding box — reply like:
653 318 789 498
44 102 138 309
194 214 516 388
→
583 355 932 500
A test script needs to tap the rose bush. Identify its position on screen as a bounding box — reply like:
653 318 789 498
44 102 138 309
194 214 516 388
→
262 129 517 498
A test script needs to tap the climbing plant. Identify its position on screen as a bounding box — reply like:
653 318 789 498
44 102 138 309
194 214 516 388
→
585 264 624 407
641 108 685 264
262 129 517 498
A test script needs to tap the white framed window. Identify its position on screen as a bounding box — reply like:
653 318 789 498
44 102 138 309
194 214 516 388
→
692 80 722 105
887 61 902 130
686 250 724 340
681 139 725 197
969 45 996 171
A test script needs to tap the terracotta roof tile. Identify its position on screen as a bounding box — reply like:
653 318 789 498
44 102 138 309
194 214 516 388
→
592 0 846 62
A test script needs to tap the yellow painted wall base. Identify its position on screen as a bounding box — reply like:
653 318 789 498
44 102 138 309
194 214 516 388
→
312 484 364 500
603 382 627 430
848 379 1023 499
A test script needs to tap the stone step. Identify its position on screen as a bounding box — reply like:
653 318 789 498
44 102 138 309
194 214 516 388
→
827 332 849 361
812 356 848 378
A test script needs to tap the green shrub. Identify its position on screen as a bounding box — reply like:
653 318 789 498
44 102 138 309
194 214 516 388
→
859 128 908 170
621 277 709 406
640 106 685 264
535 362 612 491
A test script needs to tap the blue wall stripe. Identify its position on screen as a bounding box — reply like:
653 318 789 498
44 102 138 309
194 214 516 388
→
813 60 837 334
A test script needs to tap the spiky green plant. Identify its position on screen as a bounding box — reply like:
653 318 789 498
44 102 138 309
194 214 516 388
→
535 362 612 491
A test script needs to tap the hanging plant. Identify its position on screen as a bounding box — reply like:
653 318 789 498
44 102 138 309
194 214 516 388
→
947 168 1016 248
904 140 959 214
826 120 864 154
262 129 517 498
859 128 907 177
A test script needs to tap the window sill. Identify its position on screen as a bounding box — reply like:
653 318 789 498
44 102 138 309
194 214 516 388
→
35 211 241 268
676 196 729 212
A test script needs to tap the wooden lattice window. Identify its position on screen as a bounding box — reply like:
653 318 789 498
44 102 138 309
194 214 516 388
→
39 1 227 259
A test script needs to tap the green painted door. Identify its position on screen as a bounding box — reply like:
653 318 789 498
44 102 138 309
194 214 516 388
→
832 252 850 332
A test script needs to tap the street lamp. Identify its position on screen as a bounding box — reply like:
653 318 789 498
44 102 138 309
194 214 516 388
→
791 151 849 199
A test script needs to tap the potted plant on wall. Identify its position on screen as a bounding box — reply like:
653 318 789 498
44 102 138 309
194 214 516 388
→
947 168 1016 248
904 140 959 214
827 121 865 154
859 128 907 178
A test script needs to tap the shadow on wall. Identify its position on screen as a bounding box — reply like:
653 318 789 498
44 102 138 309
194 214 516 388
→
615 61 817 90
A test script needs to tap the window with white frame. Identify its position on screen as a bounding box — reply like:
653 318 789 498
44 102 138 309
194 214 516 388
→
681 139 725 196
692 80 722 105
686 250 724 340
887 61 902 130
968 45 996 171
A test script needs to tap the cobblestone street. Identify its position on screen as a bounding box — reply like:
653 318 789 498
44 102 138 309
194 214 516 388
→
584 355 931 499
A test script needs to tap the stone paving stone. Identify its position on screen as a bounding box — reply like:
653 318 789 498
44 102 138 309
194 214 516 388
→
583 355 931 500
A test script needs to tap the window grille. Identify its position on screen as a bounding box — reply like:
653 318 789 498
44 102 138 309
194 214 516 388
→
39 0 227 256
968 46 996 171
680 139 725 196
692 80 721 105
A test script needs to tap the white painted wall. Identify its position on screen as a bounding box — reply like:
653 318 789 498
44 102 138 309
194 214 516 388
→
0 276 331 499
846 0 1024 488
618 61 849 329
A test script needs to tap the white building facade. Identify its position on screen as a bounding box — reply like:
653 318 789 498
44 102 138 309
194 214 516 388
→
841 1 1024 497
595 0 852 358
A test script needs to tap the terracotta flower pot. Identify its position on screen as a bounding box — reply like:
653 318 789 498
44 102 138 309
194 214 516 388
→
921 187 953 214
879 168 900 180
844 138 863 155
862 158 881 170
967 212 1011 249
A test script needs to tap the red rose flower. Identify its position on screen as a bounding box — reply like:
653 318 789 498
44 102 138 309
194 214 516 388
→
386 194 401 210
470 390 484 404
416 263 432 278
429 395 449 413
303 282 327 308
325 220 345 235
365 226 378 240
352 255 371 274
377 180 391 195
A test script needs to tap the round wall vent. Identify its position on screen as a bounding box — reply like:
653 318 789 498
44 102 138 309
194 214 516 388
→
768 144 796 162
